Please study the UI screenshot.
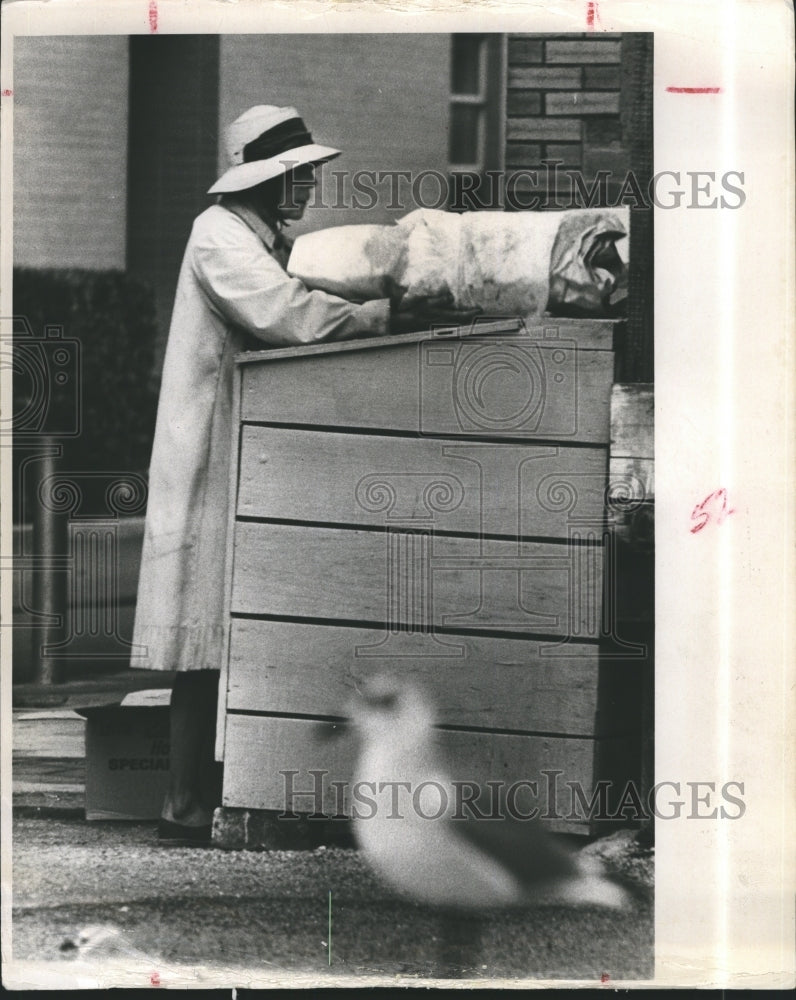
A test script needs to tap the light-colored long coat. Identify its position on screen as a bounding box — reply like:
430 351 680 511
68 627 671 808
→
131 197 390 672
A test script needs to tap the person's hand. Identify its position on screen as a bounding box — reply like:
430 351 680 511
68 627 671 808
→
389 293 482 335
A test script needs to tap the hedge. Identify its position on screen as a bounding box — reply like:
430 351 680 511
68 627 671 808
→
12 268 160 519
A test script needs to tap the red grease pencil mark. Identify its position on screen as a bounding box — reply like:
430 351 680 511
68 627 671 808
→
691 488 735 534
1 89 12 97
148 1 158 33
600 972 610 983
666 86 722 94
150 971 161 986
586 2 599 30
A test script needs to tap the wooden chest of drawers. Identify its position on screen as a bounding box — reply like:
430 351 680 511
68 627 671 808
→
217 319 635 834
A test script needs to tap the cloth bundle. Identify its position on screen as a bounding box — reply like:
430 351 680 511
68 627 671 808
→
287 207 629 319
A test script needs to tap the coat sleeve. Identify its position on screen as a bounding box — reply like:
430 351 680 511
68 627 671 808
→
190 211 391 347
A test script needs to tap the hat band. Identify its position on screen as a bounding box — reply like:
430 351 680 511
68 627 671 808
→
242 118 314 164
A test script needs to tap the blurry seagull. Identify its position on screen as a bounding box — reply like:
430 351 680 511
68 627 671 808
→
348 675 638 913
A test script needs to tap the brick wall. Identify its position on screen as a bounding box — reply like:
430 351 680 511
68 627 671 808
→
505 32 654 381
219 34 450 235
505 33 628 202
13 36 129 270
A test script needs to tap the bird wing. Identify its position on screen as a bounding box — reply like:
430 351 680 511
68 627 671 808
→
445 784 579 890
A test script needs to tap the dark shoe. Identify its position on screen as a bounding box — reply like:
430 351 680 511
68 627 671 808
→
158 818 213 847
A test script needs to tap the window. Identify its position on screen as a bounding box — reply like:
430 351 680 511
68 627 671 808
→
449 34 487 170
448 34 504 208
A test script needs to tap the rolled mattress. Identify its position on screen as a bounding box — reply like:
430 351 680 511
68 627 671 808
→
287 207 629 319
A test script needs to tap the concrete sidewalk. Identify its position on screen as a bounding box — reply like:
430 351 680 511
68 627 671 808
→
9 688 654 987
10 813 654 986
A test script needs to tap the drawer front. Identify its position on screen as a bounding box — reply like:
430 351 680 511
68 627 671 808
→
242 338 614 445
231 522 603 639
222 713 626 833
226 618 608 736
238 425 607 538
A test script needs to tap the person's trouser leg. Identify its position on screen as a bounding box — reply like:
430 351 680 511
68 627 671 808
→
161 670 223 827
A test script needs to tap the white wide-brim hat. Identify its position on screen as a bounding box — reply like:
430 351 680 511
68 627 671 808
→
208 105 341 195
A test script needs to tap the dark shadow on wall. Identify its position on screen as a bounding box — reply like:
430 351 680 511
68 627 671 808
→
618 32 653 384
127 35 221 377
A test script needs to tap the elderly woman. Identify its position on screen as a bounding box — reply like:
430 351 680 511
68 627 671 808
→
132 105 475 843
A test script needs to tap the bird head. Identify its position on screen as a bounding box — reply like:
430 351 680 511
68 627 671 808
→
348 674 438 746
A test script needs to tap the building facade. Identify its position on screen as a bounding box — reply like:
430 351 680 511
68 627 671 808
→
15 32 651 376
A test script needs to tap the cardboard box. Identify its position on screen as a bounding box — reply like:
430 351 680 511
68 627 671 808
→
80 689 171 820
